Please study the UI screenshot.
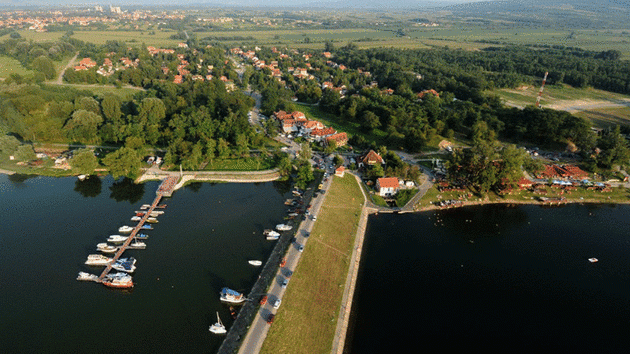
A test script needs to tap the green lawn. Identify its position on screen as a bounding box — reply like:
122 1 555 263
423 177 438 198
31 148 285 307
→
0 56 34 79
203 156 275 171
261 173 364 354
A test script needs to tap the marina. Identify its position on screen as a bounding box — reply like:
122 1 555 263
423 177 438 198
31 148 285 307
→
76 176 180 288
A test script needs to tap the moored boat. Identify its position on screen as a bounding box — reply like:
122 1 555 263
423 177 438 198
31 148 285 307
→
131 216 142 221
85 254 113 266
248 260 262 266
588 258 598 263
146 217 158 223
220 287 246 304
118 225 134 233
135 233 149 239
140 224 153 230
111 257 137 273
96 243 118 253
128 241 147 249
76 272 98 281
276 224 292 231
77 174 87 181
209 312 227 334
264 229 280 240
107 235 128 243
101 272 133 289
140 204 151 210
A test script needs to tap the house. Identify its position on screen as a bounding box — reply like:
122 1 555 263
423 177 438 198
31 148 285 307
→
335 166 345 177
326 132 348 147
376 177 399 197
79 57 96 68
359 150 384 168
282 119 298 133
310 127 336 142
301 120 324 134
418 89 440 99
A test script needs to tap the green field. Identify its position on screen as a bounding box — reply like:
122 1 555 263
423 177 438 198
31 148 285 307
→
574 107 630 128
261 173 364 354
0 56 34 79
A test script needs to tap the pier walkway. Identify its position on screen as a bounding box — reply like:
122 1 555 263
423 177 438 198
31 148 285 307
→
97 175 179 282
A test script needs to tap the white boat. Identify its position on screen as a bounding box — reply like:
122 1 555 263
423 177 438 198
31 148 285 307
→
220 287 246 304
96 243 118 253
112 257 137 273
264 229 280 240
107 235 128 243
131 216 142 221
588 258 598 263
248 260 263 266
77 174 87 181
118 226 134 233
85 254 113 266
128 241 146 249
276 224 292 231
209 312 227 334
76 272 98 281
140 204 151 210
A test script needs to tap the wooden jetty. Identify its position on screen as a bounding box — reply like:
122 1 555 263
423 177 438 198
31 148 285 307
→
97 176 179 283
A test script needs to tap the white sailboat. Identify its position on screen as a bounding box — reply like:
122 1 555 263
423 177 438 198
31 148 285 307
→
209 312 227 334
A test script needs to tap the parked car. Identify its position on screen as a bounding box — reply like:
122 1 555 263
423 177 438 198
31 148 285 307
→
297 244 304 252
273 299 282 309
260 295 268 305
267 314 275 324
281 278 288 288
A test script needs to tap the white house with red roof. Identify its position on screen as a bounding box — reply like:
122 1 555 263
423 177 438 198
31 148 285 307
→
376 177 399 197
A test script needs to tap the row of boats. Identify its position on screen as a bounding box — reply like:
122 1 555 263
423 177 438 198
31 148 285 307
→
77 203 167 288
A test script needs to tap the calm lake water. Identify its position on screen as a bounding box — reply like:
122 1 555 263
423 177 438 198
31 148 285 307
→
346 204 630 353
0 174 291 354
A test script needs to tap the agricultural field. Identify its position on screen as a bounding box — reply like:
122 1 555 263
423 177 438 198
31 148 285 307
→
261 173 364 354
491 85 630 126
70 29 180 47
0 56 34 79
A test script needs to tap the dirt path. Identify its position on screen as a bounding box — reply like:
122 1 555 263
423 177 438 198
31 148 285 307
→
547 98 630 112
56 52 78 84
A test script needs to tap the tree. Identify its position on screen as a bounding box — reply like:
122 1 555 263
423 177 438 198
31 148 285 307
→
300 142 312 162
295 161 314 189
102 147 142 179
71 149 98 175
0 135 20 155
31 56 56 80
217 138 230 158
360 110 381 132
75 97 101 115
324 139 337 155
14 144 36 162
101 94 123 124
64 110 103 144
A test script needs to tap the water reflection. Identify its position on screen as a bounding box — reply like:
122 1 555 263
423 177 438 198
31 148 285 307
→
8 174 37 184
109 177 145 203
74 176 102 197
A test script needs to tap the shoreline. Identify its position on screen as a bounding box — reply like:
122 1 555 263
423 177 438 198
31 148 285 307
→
414 197 630 212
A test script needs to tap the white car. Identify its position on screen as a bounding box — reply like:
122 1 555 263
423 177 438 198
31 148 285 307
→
273 299 282 309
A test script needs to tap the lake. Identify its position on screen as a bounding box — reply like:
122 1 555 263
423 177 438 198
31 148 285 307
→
0 174 291 354
346 204 630 353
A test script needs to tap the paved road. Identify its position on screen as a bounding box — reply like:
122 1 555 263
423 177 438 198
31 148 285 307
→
236 173 334 354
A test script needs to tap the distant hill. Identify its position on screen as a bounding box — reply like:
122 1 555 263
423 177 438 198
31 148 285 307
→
444 0 630 28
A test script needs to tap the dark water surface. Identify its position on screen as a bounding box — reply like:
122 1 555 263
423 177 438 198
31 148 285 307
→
346 204 630 353
0 175 290 354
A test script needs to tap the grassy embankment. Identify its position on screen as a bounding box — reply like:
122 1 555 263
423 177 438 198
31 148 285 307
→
261 173 364 354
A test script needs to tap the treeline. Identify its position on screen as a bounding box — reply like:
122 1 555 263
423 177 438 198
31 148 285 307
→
0 78 256 169
0 35 79 82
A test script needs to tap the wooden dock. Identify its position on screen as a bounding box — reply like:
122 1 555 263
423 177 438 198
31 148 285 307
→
97 176 179 282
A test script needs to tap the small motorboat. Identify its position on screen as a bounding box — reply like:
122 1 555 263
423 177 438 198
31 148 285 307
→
111 257 136 273
588 258 598 263
276 224 292 231
77 174 87 181
97 243 118 253
248 260 262 266
156 204 167 209
128 241 147 249
135 233 149 239
131 216 142 221
118 226 134 233
85 254 113 266
146 217 158 223
107 235 128 243
140 225 153 230
209 312 227 334
76 272 98 281
140 204 151 210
